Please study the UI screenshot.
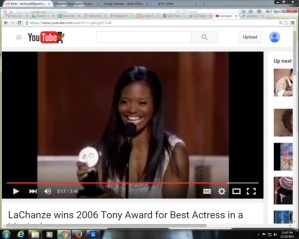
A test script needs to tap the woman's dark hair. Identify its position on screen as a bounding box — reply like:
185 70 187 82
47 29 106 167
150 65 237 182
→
101 66 171 182
282 109 293 133
289 69 293 75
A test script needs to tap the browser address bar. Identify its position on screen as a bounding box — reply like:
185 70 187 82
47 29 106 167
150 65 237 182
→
25 20 113 26
96 31 218 43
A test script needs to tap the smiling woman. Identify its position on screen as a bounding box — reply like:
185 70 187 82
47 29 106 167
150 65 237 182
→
118 80 154 134
76 66 189 198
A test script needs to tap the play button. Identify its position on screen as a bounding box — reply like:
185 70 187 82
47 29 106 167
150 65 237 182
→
13 188 19 195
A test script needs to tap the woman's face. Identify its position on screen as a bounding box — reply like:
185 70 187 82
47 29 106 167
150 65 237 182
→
118 81 154 132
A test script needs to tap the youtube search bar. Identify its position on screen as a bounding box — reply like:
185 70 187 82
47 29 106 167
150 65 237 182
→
96 31 219 44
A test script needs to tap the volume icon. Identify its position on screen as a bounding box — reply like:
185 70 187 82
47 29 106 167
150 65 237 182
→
44 188 52 195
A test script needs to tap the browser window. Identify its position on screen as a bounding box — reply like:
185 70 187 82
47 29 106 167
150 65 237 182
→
0 0 298 237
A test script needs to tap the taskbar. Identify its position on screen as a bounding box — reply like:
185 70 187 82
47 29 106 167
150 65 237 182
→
0 229 298 239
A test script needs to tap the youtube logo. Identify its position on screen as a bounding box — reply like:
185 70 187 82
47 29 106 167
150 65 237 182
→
28 31 65 44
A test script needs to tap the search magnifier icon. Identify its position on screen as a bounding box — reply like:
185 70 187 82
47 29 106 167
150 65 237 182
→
202 34 208 40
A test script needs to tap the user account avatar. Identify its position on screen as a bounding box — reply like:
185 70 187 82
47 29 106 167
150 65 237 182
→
269 32 280 43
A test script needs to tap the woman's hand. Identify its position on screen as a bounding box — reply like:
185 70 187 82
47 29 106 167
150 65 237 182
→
76 161 90 181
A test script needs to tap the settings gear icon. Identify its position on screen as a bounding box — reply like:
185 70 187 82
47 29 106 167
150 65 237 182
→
218 187 226 195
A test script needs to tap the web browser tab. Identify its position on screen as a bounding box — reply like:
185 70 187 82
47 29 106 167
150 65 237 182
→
53 2 67 7
3 1 53 7
194 13 213 19
213 13 240 19
100 0 150 7
85 13 111 18
81 1 98 7
112 13 136 19
136 13 155 19
125 0 151 7
60 13 84 18
64 2 84 7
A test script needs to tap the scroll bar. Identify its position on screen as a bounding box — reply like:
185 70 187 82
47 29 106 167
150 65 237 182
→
293 29 298 230
294 29 298 133
293 29 298 134
293 30 297 74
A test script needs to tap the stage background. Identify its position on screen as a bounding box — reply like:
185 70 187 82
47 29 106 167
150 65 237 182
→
38 52 228 156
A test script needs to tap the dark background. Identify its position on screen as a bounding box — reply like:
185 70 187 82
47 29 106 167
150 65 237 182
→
274 143 281 170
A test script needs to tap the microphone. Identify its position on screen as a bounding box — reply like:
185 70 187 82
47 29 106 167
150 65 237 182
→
77 146 104 197
124 122 137 142
122 123 137 198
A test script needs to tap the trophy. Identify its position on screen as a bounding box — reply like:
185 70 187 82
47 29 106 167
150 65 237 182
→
77 146 104 197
